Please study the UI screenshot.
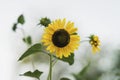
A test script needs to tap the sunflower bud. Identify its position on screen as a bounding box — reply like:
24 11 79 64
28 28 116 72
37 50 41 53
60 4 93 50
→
39 17 51 27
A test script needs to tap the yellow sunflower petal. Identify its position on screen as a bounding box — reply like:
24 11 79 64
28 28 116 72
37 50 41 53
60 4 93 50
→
47 24 56 31
97 47 100 52
42 34 52 40
61 48 69 57
41 39 51 43
92 46 97 54
65 22 74 30
70 35 80 41
56 48 63 58
92 46 100 54
61 18 66 27
46 45 55 53
70 28 78 34
93 36 98 41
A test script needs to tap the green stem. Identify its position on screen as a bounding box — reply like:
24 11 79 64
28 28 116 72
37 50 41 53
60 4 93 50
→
31 59 35 70
52 59 58 67
80 40 89 43
47 73 50 80
49 54 52 80
18 28 36 80
47 57 58 80
18 27 26 38
47 54 53 80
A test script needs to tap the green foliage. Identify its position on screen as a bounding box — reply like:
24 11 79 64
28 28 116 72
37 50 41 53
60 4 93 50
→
18 43 42 61
89 34 94 40
20 70 43 80
116 72 120 76
17 14 25 24
116 50 120 69
39 17 51 27
26 36 32 45
23 36 32 45
60 77 71 80
59 53 74 65
78 62 90 76
12 14 25 32
18 42 74 65
22 38 26 42
12 23 17 32
72 33 77 35
72 62 90 80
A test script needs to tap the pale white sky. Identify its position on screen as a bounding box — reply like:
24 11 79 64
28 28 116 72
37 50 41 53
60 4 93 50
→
0 0 120 80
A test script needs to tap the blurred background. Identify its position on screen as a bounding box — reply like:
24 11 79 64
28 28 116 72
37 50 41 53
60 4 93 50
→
0 0 120 80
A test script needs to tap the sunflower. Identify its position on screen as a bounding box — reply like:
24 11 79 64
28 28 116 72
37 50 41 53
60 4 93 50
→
89 35 101 53
41 19 80 58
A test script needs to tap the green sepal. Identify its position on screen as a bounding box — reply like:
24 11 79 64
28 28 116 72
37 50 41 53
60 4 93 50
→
72 33 77 35
89 34 94 40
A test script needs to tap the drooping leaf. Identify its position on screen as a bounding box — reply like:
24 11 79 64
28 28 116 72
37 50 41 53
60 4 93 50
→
17 14 25 24
72 62 90 80
18 43 42 61
78 62 90 76
59 53 74 65
12 23 17 32
60 77 71 80
20 70 43 79
72 73 82 80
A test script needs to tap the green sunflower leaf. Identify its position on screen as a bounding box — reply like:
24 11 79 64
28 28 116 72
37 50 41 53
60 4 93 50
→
22 36 32 45
18 43 42 61
72 62 90 80
78 62 90 76
26 36 32 45
60 77 71 80
12 23 17 32
17 14 25 24
20 70 43 79
59 53 74 65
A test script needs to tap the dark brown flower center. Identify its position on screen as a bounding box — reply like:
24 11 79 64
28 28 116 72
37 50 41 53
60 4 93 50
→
93 41 97 46
52 29 70 47
90 40 98 47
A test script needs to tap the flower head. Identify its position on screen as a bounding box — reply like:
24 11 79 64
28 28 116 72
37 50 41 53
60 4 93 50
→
42 19 80 58
89 35 101 53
